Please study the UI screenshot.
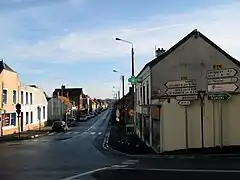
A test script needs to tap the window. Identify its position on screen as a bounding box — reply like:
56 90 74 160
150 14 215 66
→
43 106 46 119
3 114 10 126
11 113 16 125
26 92 28 104
26 112 29 124
30 111 33 123
140 87 142 104
146 82 149 104
38 107 41 120
3 89 7 104
13 90 17 104
21 91 24 104
143 85 146 104
30 93 33 104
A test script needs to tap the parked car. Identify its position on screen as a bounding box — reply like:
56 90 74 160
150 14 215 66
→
66 118 77 127
79 115 87 121
51 121 68 132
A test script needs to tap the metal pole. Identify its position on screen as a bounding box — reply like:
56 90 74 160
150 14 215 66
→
213 100 216 147
61 85 64 121
131 47 135 130
219 100 223 148
122 75 125 125
200 100 204 148
117 90 120 100
185 106 188 151
18 115 20 138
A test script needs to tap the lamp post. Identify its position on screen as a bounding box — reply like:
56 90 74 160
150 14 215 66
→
115 38 135 130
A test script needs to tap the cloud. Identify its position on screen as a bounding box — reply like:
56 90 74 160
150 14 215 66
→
1 1 240 66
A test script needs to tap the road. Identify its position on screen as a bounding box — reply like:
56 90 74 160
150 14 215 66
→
1 109 240 180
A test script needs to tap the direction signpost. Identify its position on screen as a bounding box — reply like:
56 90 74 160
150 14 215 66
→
178 101 191 106
208 93 231 100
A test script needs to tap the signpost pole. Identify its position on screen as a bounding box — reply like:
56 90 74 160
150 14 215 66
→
219 100 223 148
185 106 188 151
18 115 20 138
212 100 216 147
198 90 205 149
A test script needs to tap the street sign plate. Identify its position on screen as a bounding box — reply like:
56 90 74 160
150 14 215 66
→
208 93 231 100
207 68 237 79
176 95 198 101
165 87 197 96
207 77 238 84
178 101 191 106
207 84 238 92
165 80 196 88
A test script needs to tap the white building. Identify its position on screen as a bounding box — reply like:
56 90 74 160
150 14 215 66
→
135 29 240 153
20 85 48 131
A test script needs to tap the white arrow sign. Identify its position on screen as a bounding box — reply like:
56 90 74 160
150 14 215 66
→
208 77 238 84
207 68 237 79
165 87 197 96
178 101 191 106
176 95 198 101
208 84 238 92
165 80 196 88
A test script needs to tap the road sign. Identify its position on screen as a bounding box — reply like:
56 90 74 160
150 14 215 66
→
165 87 197 96
208 84 238 92
178 101 191 106
176 95 198 101
207 68 237 79
165 80 196 88
208 77 238 84
208 93 231 100
128 76 137 85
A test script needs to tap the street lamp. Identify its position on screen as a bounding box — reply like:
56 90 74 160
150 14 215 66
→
115 37 135 130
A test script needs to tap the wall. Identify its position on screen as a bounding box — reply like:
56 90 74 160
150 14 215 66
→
0 69 21 135
47 97 67 121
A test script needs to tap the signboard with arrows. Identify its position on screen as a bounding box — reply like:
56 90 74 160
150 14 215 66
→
208 93 231 100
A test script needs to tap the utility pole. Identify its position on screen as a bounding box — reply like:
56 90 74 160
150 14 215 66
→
131 47 135 131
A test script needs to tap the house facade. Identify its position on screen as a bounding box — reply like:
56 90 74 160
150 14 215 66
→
47 96 74 121
135 29 240 153
0 61 21 135
20 85 48 131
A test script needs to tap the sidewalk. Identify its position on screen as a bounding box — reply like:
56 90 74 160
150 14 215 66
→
0 126 51 142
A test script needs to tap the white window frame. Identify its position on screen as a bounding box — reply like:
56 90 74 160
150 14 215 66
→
12 89 17 104
2 88 8 105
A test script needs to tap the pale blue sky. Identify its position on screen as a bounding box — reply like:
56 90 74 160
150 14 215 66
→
0 0 239 98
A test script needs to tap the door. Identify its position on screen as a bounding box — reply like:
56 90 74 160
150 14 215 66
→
20 112 24 131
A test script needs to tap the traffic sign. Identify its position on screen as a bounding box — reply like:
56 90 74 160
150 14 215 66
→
128 76 137 85
207 68 237 79
208 93 231 100
165 87 197 96
208 84 238 92
208 77 238 84
178 101 191 106
165 80 196 88
176 95 198 101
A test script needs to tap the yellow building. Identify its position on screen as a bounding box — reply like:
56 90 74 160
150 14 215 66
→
0 60 21 135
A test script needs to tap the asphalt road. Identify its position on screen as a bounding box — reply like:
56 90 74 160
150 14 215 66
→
1 109 240 180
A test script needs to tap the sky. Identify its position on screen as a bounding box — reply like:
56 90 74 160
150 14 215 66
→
0 0 239 99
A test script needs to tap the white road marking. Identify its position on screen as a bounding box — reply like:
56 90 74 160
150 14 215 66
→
33 139 39 142
126 160 139 163
90 132 96 135
98 132 102 135
73 132 79 135
111 165 129 168
121 162 135 165
65 132 72 135
48 132 56 136
110 167 240 173
60 166 110 180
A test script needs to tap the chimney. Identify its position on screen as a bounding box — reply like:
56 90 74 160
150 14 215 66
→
155 48 165 57
61 85 65 89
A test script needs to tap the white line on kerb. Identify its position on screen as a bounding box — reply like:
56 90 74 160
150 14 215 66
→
60 167 110 180
110 167 240 173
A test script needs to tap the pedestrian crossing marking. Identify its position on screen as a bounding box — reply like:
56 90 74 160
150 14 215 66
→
49 132 56 136
98 132 102 135
66 132 72 135
73 132 79 135
90 132 96 135
111 165 128 168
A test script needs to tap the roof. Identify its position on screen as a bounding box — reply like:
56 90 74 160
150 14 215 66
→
58 96 71 105
54 88 82 93
136 29 240 78
0 60 15 73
